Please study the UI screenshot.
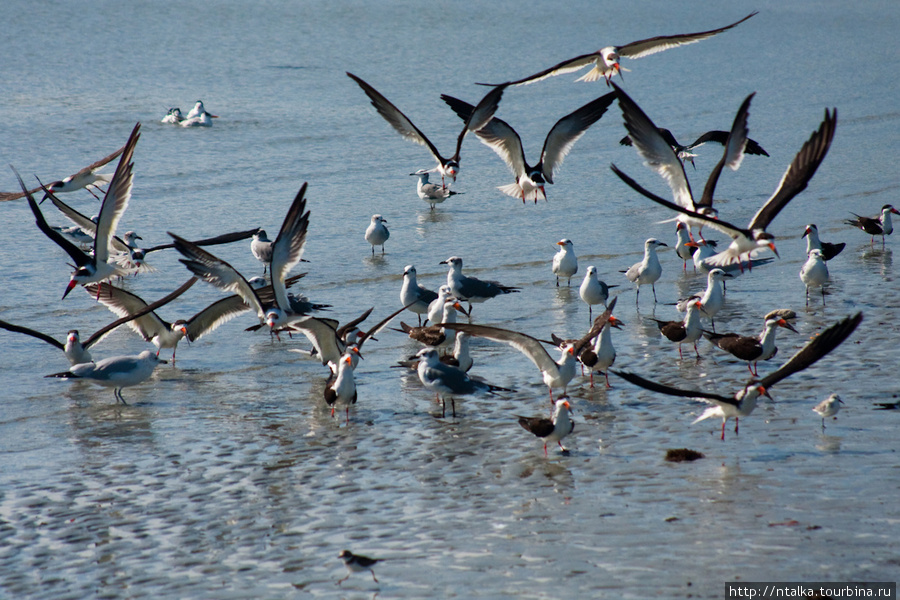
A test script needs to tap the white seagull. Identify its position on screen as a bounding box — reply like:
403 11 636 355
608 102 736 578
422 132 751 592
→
441 92 615 203
615 312 862 440
552 238 578 286
348 72 506 187
622 238 667 306
441 256 520 313
477 12 756 87
400 265 438 325
45 349 167 404
677 268 733 331
800 249 829 307
579 265 615 321
414 347 513 418
410 169 460 209
365 214 390 255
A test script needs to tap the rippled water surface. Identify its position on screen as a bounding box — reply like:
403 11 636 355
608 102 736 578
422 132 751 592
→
1 0 899 597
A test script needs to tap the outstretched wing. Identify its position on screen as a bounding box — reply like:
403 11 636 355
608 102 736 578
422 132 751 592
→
541 92 615 183
618 12 757 59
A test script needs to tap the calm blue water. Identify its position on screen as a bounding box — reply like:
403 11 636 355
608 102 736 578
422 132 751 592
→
1 0 899 597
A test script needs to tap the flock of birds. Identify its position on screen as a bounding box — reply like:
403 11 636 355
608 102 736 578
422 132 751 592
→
2 9 894 585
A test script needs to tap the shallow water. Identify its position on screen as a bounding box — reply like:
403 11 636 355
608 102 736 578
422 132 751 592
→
1 0 899 597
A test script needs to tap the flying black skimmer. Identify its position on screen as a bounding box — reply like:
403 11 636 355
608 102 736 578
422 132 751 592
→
45 349 167 404
706 315 798 376
0 141 125 203
414 347 513 418
441 91 615 203
84 277 261 361
620 125 768 169
364 214 389 255
614 84 757 241
622 238 667 306
579 265 616 321
613 106 838 271
517 399 575 456
813 393 843 430
650 299 705 359
17 123 141 298
552 239 578 286
347 72 506 187
845 204 900 245
677 268 732 331
0 278 194 366
34 186 131 256
802 224 845 260
410 169 460 209
800 249 829 306
440 256 520 313
111 227 259 274
161 108 184 125
324 351 360 422
441 299 617 405
477 12 756 87
172 182 313 334
337 550 381 585
400 265 438 325
615 312 862 439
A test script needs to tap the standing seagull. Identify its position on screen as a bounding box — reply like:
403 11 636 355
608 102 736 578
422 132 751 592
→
348 72 506 187
517 399 575 456
442 299 617 405
845 204 900 245
18 123 141 298
477 13 756 87
552 238 578 286
441 92 615 203
250 229 273 273
707 315 798 376
415 347 512 418
802 224 844 260
678 268 732 331
441 256 520 313
813 393 843 430
410 169 461 209
622 238 667 306
364 214 390 255
615 312 862 440
800 249 829 307
579 265 615 321
613 106 838 271
400 265 438 325
45 350 167 404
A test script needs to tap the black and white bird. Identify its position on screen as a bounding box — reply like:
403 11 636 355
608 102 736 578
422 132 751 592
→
46 350 167 404
801 224 845 261
620 125 768 169
441 256 520 313
613 106 838 271
706 315 798 376
324 351 359 422
517 399 575 456
615 312 862 440
650 299 705 359
845 204 900 245
18 123 141 298
337 550 381 585
552 238 578 286
414 347 512 418
441 92 615 203
348 72 506 187
578 314 623 388
477 12 756 87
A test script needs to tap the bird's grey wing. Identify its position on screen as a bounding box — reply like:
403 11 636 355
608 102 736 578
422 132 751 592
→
541 91 615 183
613 83 694 209
290 316 343 365
439 323 559 374
698 92 754 208
270 183 310 312
573 297 617 354
93 123 140 263
185 295 253 341
85 282 169 341
476 52 601 86
441 95 527 180
748 108 837 231
618 12 757 59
